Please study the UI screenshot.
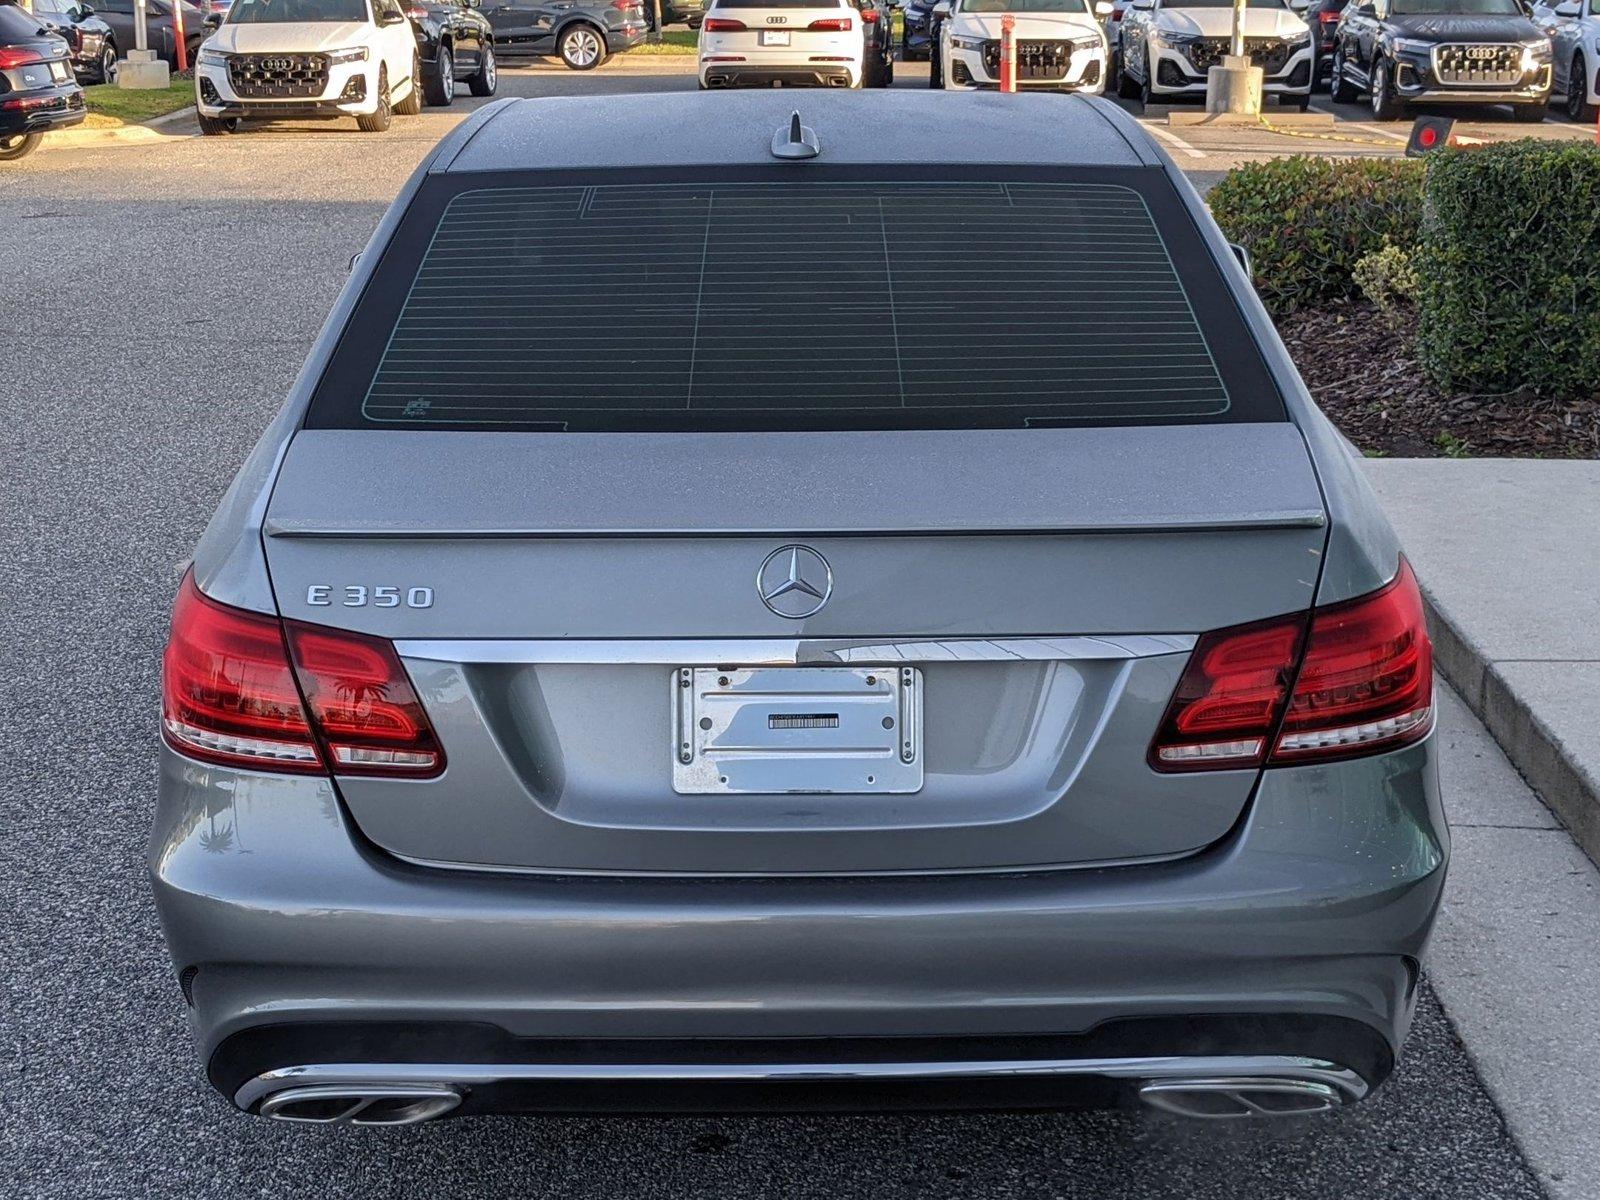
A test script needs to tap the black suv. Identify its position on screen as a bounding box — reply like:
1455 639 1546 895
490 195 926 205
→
407 0 496 105
0 0 85 161
26 0 116 82
1329 0 1552 119
1300 0 1347 85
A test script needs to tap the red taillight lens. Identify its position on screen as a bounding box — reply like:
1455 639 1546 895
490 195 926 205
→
1148 613 1305 772
163 575 322 773
1110 8 1123 18
809 16 853 29
1274 559 1432 762
0 47 46 69
406 5 428 17
284 623 444 776
1149 559 1433 772
162 574 445 777
1318 10 1340 21
703 16 746 29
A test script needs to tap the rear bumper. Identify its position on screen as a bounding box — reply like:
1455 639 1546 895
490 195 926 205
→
150 735 1447 1116
701 64 858 87
0 86 87 135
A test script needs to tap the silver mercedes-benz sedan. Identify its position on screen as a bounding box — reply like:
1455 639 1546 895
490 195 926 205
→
151 91 1445 1126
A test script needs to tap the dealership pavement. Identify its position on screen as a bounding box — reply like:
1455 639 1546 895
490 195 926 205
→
3 58 1598 1200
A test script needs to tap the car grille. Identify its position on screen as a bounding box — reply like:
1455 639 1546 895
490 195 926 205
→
1185 37 1292 75
226 53 329 99
981 39 1073 81
1432 43 1521 85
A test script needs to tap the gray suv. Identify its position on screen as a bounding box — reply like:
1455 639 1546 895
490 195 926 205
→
151 92 1446 1127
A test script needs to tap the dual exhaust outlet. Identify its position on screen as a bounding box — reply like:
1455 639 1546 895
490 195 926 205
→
255 1075 1346 1126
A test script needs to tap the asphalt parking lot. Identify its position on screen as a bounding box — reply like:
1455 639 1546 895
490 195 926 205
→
0 57 1582 1199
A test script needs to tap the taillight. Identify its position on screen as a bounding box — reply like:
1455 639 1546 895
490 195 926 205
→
1110 7 1123 18
0 47 45 69
1149 559 1432 771
1318 10 1340 21
406 4 428 17
284 623 444 775
702 16 746 30
163 575 322 773
1273 559 1432 762
162 574 445 778
809 16 853 29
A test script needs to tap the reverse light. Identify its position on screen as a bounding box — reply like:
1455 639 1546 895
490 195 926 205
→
1149 559 1432 771
702 16 747 29
162 574 444 777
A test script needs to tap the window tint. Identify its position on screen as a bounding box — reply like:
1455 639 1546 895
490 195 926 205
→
307 170 1284 433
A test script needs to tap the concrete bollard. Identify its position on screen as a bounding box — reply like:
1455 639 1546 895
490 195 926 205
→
1205 54 1262 115
117 48 171 90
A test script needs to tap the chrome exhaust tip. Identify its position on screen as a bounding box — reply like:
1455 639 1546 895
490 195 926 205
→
258 1084 461 1126
1138 1077 1346 1119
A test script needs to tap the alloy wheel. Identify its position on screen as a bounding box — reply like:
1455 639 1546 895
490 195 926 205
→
564 27 601 68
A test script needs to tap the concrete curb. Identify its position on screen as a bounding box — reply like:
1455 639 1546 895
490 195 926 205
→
46 106 194 147
1421 586 1600 867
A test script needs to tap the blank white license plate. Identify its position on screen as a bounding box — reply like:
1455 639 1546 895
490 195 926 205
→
50 60 71 82
761 30 791 45
672 666 923 795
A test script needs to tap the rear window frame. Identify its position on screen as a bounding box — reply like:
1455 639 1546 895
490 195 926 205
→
303 162 1288 434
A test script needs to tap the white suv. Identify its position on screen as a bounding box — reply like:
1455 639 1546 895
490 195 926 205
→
698 0 866 88
937 0 1111 91
1536 0 1600 120
195 0 423 134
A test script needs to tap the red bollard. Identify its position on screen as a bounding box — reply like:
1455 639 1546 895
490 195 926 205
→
999 13 1016 93
172 0 188 72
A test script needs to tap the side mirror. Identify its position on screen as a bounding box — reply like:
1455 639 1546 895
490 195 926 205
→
1094 0 1112 13
79 3 96 15
1554 0 1579 13
931 1 950 14
1287 0 1309 10
1131 0 1154 10
379 9 407 23
203 11 221 27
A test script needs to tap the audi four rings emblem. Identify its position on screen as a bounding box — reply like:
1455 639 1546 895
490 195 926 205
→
757 545 832 619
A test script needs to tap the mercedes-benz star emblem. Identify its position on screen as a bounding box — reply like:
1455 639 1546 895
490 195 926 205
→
756 545 833 619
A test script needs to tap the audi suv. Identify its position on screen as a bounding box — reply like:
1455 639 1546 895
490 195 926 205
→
151 91 1447 1127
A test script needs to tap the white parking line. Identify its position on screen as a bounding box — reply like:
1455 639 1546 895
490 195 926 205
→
1142 122 1208 159
1350 122 1411 142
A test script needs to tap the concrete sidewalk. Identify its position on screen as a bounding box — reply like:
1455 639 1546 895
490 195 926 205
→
1365 457 1600 866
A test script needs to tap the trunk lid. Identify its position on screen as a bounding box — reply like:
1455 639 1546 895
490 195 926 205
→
263 423 1327 875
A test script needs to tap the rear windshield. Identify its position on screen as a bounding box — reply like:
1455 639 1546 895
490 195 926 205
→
306 168 1285 433
0 4 48 38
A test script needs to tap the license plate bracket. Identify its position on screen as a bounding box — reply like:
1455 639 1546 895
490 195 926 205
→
760 29 791 45
673 666 923 795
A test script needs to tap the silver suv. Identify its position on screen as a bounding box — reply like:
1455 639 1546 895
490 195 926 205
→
151 92 1446 1127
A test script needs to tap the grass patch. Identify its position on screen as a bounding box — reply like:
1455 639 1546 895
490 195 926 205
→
622 29 697 54
81 78 192 127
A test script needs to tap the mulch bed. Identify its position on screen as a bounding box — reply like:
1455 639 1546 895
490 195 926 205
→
1276 301 1600 459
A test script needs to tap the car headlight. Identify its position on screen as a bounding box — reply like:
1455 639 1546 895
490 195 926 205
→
1150 29 1196 48
949 34 984 49
197 47 228 66
1070 34 1102 51
1389 37 1431 55
1520 38 1551 67
1284 28 1310 46
327 46 369 64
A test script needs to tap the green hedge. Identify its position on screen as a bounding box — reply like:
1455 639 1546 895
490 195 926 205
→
1415 140 1600 398
1207 156 1424 314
